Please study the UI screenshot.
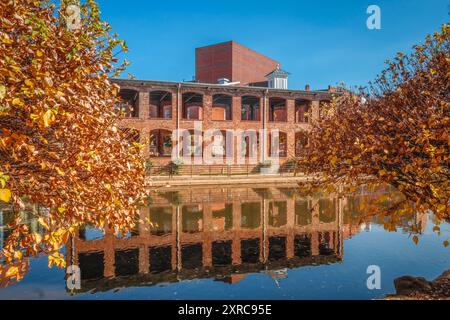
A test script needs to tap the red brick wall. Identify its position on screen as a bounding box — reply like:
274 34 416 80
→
196 41 279 85
196 42 233 85
231 42 279 86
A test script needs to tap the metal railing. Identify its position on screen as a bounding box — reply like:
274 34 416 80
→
146 162 298 178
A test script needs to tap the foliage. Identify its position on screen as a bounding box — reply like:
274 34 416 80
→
168 158 183 175
0 0 146 282
298 25 449 227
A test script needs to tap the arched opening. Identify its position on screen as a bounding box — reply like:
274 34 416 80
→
295 99 311 123
210 130 229 158
149 129 172 157
269 97 287 122
269 131 287 158
116 89 139 118
239 131 259 158
149 91 172 119
212 94 232 121
241 96 260 121
179 129 203 158
182 92 203 120
295 131 309 156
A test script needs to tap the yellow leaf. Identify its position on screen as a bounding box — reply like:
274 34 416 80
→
12 98 24 106
24 79 34 87
36 50 43 57
60 230 70 244
56 167 65 176
443 240 449 248
0 85 5 99
33 233 42 244
5 266 19 278
0 188 11 202
14 250 23 260
37 217 49 230
57 207 65 214
43 109 55 127
412 235 419 245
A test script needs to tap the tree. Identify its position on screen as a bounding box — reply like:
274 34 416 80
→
0 0 146 282
298 25 449 225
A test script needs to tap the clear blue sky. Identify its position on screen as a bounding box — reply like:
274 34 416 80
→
98 0 448 90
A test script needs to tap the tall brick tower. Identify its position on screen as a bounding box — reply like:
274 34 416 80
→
195 41 279 86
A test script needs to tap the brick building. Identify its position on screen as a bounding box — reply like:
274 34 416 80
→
114 41 335 170
66 185 348 291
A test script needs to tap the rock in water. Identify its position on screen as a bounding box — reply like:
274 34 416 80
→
394 276 432 295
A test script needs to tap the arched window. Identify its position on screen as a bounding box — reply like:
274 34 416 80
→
295 99 311 123
182 92 203 120
269 97 287 122
149 129 172 157
212 94 232 121
295 131 309 156
116 89 139 118
269 131 287 157
241 96 260 121
149 91 172 119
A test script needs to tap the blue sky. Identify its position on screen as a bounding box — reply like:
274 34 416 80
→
98 0 448 90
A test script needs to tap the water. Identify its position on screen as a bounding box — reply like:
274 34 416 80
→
0 184 448 300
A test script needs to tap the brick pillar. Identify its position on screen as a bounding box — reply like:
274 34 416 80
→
138 91 149 120
202 205 212 267
311 198 320 256
138 207 149 236
203 93 212 127
139 245 149 274
171 206 178 270
232 96 242 165
175 205 182 271
286 99 295 123
262 198 269 263
232 96 241 125
140 127 150 158
103 231 115 278
175 86 181 157
311 100 320 123
261 93 268 162
232 201 242 265
338 196 344 258
285 197 294 259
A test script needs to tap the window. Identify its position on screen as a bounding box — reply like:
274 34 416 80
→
241 96 260 121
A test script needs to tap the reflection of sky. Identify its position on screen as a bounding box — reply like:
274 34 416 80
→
0 215 448 300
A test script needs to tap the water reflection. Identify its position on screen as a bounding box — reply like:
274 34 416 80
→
64 184 423 294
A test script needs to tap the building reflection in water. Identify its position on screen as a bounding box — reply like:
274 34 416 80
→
65 184 425 293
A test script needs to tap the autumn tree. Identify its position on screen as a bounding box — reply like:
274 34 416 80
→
298 25 449 224
0 0 146 282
